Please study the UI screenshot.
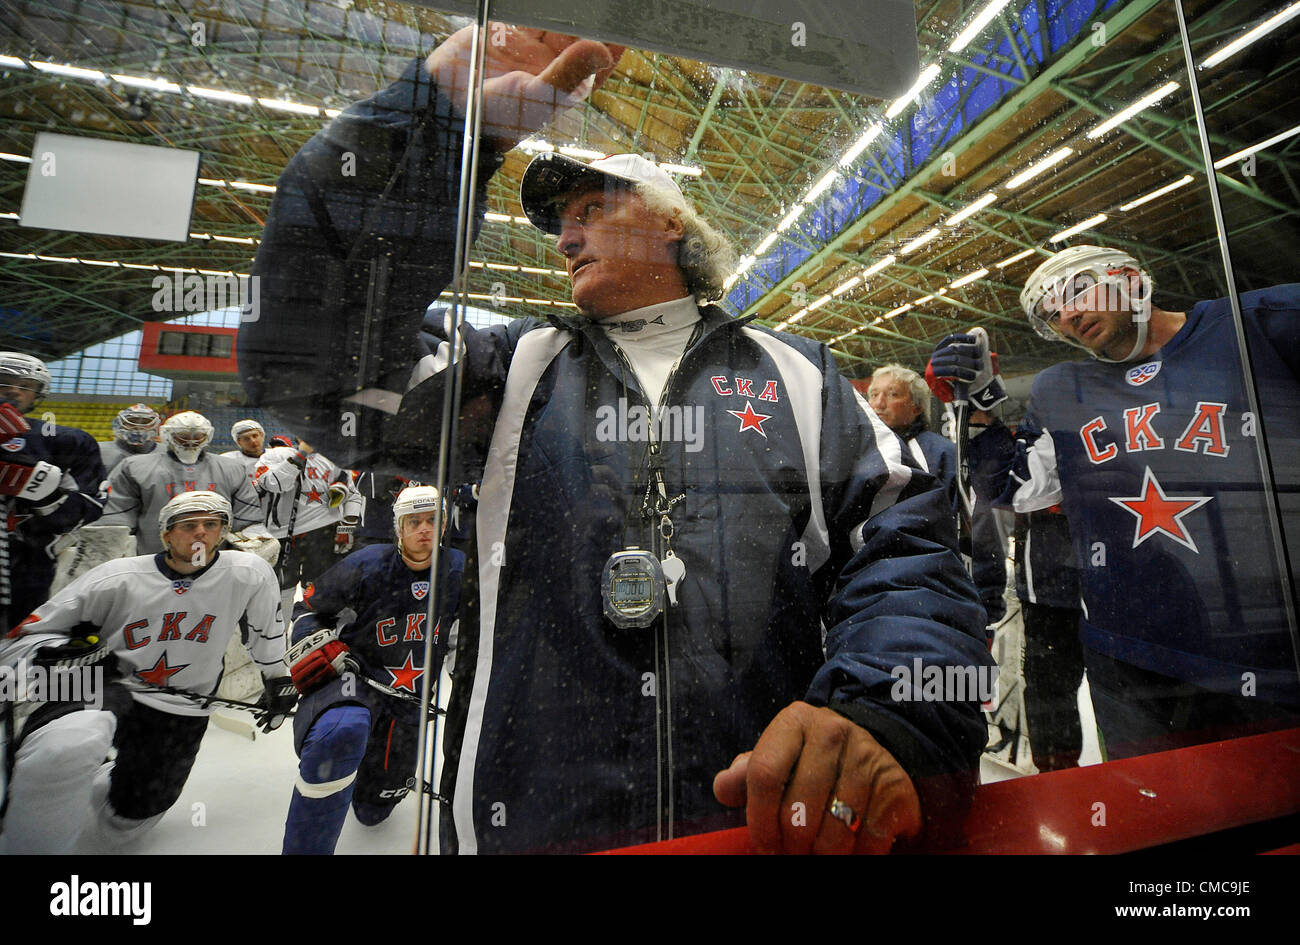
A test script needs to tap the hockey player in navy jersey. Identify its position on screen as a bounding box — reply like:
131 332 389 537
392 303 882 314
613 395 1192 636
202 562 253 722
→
0 352 107 632
928 245 1300 759
0 491 291 854
280 485 463 854
99 403 161 474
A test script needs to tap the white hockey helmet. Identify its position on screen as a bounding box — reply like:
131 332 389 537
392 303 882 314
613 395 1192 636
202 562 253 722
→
161 411 214 464
392 485 441 541
158 490 232 547
113 403 161 447
230 418 264 440
1020 245 1154 363
0 352 51 406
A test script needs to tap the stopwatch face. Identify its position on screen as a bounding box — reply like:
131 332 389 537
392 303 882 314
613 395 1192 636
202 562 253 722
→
601 549 665 629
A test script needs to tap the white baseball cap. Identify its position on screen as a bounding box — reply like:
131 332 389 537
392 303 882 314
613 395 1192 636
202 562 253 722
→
520 153 686 235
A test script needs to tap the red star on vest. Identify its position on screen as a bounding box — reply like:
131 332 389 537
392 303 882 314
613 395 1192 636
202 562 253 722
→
135 652 188 687
727 400 773 437
1108 466 1213 553
305 486 324 504
386 653 424 693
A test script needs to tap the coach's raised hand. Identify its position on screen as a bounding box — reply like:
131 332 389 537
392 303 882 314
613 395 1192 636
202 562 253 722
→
425 24 624 151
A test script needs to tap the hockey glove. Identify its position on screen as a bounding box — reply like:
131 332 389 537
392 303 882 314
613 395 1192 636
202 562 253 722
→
256 676 297 733
0 400 30 440
286 627 353 694
327 482 349 509
33 634 118 674
0 454 65 506
926 330 1008 411
333 521 355 554
286 450 308 470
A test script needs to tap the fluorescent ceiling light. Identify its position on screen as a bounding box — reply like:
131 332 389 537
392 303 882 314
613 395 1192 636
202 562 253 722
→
735 254 756 275
0 152 32 163
0 55 27 69
513 216 530 225
945 192 997 226
1202 2 1300 69
949 267 989 289
1005 147 1074 189
755 232 778 254
995 248 1035 267
901 228 940 254
519 266 551 274
198 177 227 187
723 274 738 290
1213 123 1300 169
777 205 804 232
112 73 181 93
832 275 861 296
949 0 1015 53
808 293 832 311
1086 81 1179 139
0 211 19 219
1119 174 1195 211
485 262 518 271
886 64 941 119
259 97 319 116
884 303 913 318
1049 213 1108 243
804 168 839 203
324 109 342 118
914 294 936 305
658 162 702 176
483 212 512 222
187 86 253 105
31 61 104 80
519 139 554 152
211 235 256 244
864 254 896 276
229 180 276 193
787 307 810 325
558 146 604 160
839 123 884 167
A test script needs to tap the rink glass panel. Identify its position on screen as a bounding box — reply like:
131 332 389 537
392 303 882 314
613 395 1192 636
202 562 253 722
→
3 0 1297 852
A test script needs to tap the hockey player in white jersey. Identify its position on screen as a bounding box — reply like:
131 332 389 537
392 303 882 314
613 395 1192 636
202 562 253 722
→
100 411 262 554
0 491 293 853
221 418 266 483
99 403 161 474
255 439 361 608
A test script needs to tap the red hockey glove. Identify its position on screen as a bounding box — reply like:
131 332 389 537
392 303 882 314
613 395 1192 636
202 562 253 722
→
286 627 353 694
0 456 63 504
333 521 355 555
0 401 30 441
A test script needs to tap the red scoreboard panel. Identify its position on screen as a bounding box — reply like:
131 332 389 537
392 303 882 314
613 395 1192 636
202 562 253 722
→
138 322 238 378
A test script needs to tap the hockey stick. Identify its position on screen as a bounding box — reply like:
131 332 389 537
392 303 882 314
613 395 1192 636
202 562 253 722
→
120 677 294 717
952 386 974 578
347 663 445 717
272 460 305 582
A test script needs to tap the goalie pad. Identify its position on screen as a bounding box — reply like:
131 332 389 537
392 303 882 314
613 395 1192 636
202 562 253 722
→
227 529 281 566
50 526 136 595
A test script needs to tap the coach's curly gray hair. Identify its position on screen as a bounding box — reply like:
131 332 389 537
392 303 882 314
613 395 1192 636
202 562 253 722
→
871 363 931 417
632 182 738 304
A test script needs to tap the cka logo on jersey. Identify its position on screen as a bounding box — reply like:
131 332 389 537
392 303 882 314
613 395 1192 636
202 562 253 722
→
411 580 429 601
1 436 23 452
172 578 193 595
1126 361 1162 386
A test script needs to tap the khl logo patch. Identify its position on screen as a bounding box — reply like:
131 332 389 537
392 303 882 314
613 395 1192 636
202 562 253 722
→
1125 361 1161 386
411 581 429 600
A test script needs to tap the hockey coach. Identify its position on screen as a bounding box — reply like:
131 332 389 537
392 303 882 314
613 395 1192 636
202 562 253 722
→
239 24 992 854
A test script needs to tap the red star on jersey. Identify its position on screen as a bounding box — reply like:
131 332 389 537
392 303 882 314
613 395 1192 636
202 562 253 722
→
726 400 773 437
135 652 188 687
305 487 324 504
1108 466 1213 553
386 653 424 693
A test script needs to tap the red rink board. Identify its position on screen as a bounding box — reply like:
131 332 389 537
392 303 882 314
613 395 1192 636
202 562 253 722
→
595 727 1300 854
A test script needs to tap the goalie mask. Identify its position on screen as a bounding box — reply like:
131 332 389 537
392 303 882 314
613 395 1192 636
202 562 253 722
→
158 490 232 547
113 403 161 448
392 485 441 542
161 411 214 464
1020 245 1154 363
0 352 51 410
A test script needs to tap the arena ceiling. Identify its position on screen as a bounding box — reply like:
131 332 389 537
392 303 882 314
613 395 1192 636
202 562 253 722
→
1 0 1297 378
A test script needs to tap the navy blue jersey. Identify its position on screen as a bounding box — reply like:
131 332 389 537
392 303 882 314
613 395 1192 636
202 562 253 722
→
291 543 464 707
975 286 1300 705
5 422 106 544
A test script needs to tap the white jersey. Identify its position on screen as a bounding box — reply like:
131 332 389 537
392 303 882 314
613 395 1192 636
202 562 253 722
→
99 440 157 475
100 450 263 553
254 447 361 538
220 449 262 485
17 550 286 716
